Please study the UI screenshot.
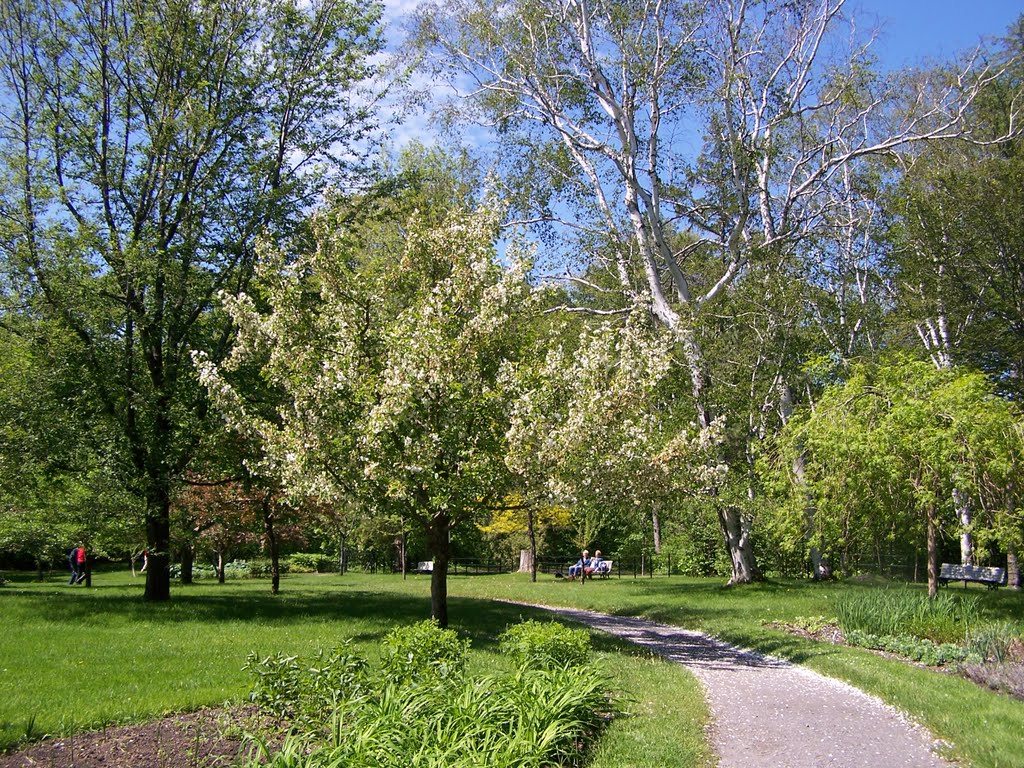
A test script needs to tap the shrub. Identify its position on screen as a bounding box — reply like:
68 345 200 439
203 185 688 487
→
245 558 291 578
845 630 973 666
288 553 335 573
499 620 591 671
241 619 619 768
379 620 469 685
170 564 216 580
243 651 615 768
244 644 368 727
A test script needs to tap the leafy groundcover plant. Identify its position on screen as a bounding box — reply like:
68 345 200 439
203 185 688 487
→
242 619 617 768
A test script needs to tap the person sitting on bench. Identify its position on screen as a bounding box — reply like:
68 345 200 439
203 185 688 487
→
584 550 604 579
568 550 589 580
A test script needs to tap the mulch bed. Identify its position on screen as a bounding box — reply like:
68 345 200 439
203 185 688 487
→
0 707 262 768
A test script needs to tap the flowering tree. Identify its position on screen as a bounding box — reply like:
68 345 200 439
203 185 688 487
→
200 200 535 625
504 314 728 569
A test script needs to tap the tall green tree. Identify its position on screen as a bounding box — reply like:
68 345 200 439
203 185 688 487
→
0 0 383 599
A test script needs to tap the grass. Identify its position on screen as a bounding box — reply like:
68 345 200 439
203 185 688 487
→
0 569 712 767
1 568 1022 766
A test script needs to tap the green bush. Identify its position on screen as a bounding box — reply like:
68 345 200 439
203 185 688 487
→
379 620 469 685
244 644 368 728
287 553 335 573
845 630 974 666
245 558 291 578
499 620 591 671
241 623 616 768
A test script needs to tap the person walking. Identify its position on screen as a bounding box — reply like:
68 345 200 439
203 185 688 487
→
75 545 86 584
67 546 80 585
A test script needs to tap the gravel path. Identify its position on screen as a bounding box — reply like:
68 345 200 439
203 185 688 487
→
516 604 957 768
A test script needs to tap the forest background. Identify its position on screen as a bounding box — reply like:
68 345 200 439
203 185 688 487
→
1 0 1023 625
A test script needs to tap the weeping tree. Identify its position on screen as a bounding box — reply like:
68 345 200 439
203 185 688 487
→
772 356 1024 596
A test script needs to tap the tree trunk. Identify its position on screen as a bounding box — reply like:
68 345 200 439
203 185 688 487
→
519 548 534 573
144 491 172 601
400 531 407 578
527 506 538 582
955 488 974 565
263 499 279 595
180 541 195 585
718 504 761 584
216 550 226 584
426 512 451 627
1007 546 1021 590
651 507 662 555
927 507 939 599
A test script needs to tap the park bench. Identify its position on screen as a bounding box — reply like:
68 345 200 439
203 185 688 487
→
592 560 613 579
415 561 433 574
938 562 1006 589
560 560 614 581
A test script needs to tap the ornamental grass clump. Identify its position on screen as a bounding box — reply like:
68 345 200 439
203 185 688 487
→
241 619 617 768
835 589 977 644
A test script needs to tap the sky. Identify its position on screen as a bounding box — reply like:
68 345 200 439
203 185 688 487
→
852 0 1020 69
381 0 1021 65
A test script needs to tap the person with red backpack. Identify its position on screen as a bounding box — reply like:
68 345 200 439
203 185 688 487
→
74 545 86 584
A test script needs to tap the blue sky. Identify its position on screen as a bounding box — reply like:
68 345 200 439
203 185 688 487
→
381 1 1021 69
850 0 1019 68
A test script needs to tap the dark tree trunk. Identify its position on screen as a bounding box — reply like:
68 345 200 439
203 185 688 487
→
144 491 172 601
36 556 45 581
527 507 538 583
927 507 939 599
426 512 451 627
216 550 226 584
263 498 279 595
180 541 195 585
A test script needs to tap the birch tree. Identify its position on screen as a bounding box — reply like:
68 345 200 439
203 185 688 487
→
412 0 1010 583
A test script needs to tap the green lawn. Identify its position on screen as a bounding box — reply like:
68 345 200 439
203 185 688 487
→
1 569 1022 767
0 569 711 767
